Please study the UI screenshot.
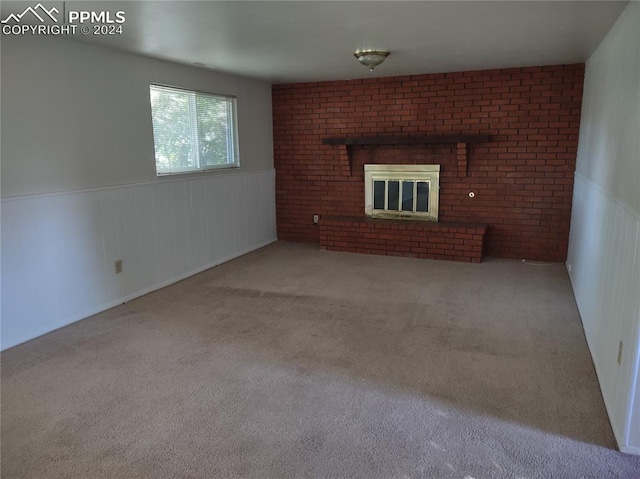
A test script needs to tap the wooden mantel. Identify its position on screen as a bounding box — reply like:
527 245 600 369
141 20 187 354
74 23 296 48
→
321 134 489 176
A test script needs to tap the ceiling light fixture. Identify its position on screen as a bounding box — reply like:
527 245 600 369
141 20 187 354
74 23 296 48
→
354 49 390 71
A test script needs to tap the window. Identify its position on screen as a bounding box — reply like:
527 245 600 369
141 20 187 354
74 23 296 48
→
364 164 440 221
149 84 239 175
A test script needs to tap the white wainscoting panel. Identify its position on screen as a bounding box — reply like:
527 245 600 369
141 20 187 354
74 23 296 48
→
567 172 640 452
1 169 277 350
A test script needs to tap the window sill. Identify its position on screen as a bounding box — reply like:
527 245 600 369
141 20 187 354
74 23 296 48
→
156 164 240 177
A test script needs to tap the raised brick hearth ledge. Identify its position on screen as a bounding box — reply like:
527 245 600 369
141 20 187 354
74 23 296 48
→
319 216 488 263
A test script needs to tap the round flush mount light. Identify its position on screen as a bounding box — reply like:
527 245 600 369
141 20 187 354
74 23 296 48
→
354 49 390 71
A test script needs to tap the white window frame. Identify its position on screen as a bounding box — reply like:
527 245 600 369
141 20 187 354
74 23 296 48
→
149 84 240 176
364 164 440 221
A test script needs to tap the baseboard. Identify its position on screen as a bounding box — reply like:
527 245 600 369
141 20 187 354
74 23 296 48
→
620 445 640 455
567 262 640 456
598 377 627 452
117 238 277 305
1 238 277 351
570 277 623 451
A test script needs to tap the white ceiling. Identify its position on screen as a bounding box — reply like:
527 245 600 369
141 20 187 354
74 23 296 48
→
4 1 628 83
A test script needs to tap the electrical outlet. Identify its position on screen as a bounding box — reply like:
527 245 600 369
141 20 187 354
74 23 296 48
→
313 214 319 224
618 341 623 365
567 263 572 272
115 260 123 274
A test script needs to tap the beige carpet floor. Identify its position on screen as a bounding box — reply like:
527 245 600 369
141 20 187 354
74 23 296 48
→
2 242 639 478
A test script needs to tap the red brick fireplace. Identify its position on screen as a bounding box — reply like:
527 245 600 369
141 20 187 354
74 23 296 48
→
272 64 584 262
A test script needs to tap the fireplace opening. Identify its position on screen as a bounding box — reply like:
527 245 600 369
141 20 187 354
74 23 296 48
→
364 164 440 221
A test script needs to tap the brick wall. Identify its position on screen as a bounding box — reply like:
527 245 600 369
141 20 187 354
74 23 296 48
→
273 65 584 261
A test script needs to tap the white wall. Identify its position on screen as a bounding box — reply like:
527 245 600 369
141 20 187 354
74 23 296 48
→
1 35 273 197
567 2 640 454
1 36 276 350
